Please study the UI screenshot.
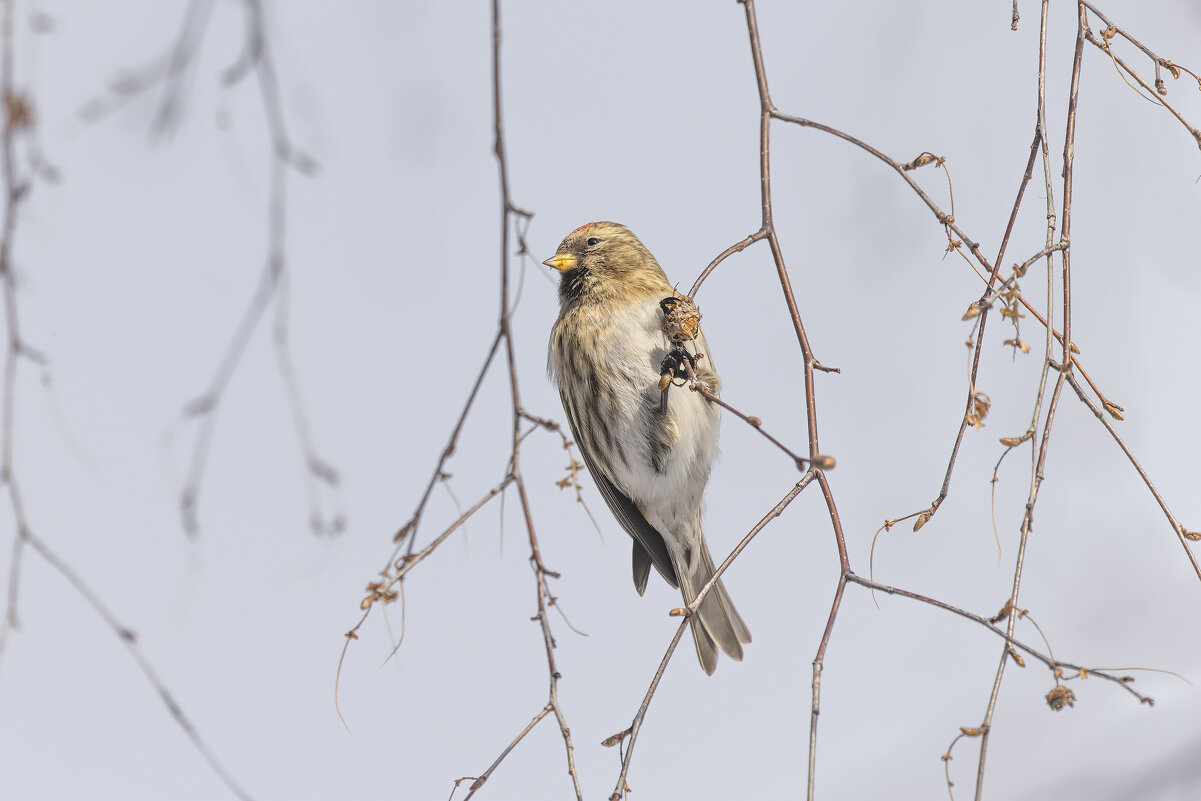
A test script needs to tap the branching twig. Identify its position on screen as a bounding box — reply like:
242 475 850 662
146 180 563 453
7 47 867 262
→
846 572 1154 706
608 472 818 800
78 0 216 134
342 2 583 797
176 0 339 538
1081 2 1201 147
354 2 1195 797
614 4 855 798
87 1 339 538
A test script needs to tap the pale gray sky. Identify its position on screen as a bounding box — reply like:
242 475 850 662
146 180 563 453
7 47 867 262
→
1 1 1199 800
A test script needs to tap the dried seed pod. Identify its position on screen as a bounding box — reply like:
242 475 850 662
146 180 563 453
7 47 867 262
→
660 295 702 343
1046 685 1076 711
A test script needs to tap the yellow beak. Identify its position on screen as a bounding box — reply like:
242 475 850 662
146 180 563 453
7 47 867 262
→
542 254 577 272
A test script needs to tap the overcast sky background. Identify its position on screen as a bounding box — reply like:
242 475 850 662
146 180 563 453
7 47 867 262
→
1 1 1199 799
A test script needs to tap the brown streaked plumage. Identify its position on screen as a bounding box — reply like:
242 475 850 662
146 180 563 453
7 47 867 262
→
546 222 750 675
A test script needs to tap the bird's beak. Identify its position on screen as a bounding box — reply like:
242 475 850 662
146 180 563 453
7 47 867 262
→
543 253 577 272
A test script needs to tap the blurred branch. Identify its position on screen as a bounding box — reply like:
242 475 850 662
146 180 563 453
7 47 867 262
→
84 1 340 537
24 534 257 800
79 0 216 134
177 0 338 538
0 0 32 662
0 2 252 798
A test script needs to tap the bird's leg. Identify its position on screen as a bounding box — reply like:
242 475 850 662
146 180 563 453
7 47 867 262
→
658 349 681 412
657 346 704 412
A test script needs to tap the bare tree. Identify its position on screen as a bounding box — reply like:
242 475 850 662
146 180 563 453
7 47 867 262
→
1 2 1197 800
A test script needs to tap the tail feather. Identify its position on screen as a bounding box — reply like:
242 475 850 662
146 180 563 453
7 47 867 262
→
678 546 751 675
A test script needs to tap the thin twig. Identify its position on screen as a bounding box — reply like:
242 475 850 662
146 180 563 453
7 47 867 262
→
78 0 216 133
1080 2 1201 147
176 0 338 538
974 6 1085 796
492 0 580 794
685 365 815 472
714 7 854 801
1065 373 1201 580
459 705 554 800
346 2 584 795
395 330 504 557
26 534 257 800
846 572 1154 705
0 0 29 662
607 619 690 801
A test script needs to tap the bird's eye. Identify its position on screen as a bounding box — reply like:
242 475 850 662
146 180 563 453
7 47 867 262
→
586 237 600 246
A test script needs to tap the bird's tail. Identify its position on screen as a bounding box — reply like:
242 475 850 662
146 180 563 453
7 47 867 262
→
677 535 752 675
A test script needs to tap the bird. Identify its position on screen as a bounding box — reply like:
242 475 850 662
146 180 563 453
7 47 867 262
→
544 221 750 674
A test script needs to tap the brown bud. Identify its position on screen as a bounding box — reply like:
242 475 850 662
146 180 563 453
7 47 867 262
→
3 92 34 130
913 511 931 532
812 454 837 470
601 728 631 748
393 520 414 543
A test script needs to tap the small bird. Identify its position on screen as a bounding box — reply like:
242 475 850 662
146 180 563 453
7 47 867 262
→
545 222 750 674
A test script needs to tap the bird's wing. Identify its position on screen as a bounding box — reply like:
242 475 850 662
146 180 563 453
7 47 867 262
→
558 392 679 593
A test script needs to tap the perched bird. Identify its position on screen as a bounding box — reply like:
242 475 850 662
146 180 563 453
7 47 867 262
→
545 222 751 674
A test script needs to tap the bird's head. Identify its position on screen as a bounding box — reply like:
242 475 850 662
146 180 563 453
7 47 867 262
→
543 222 669 305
